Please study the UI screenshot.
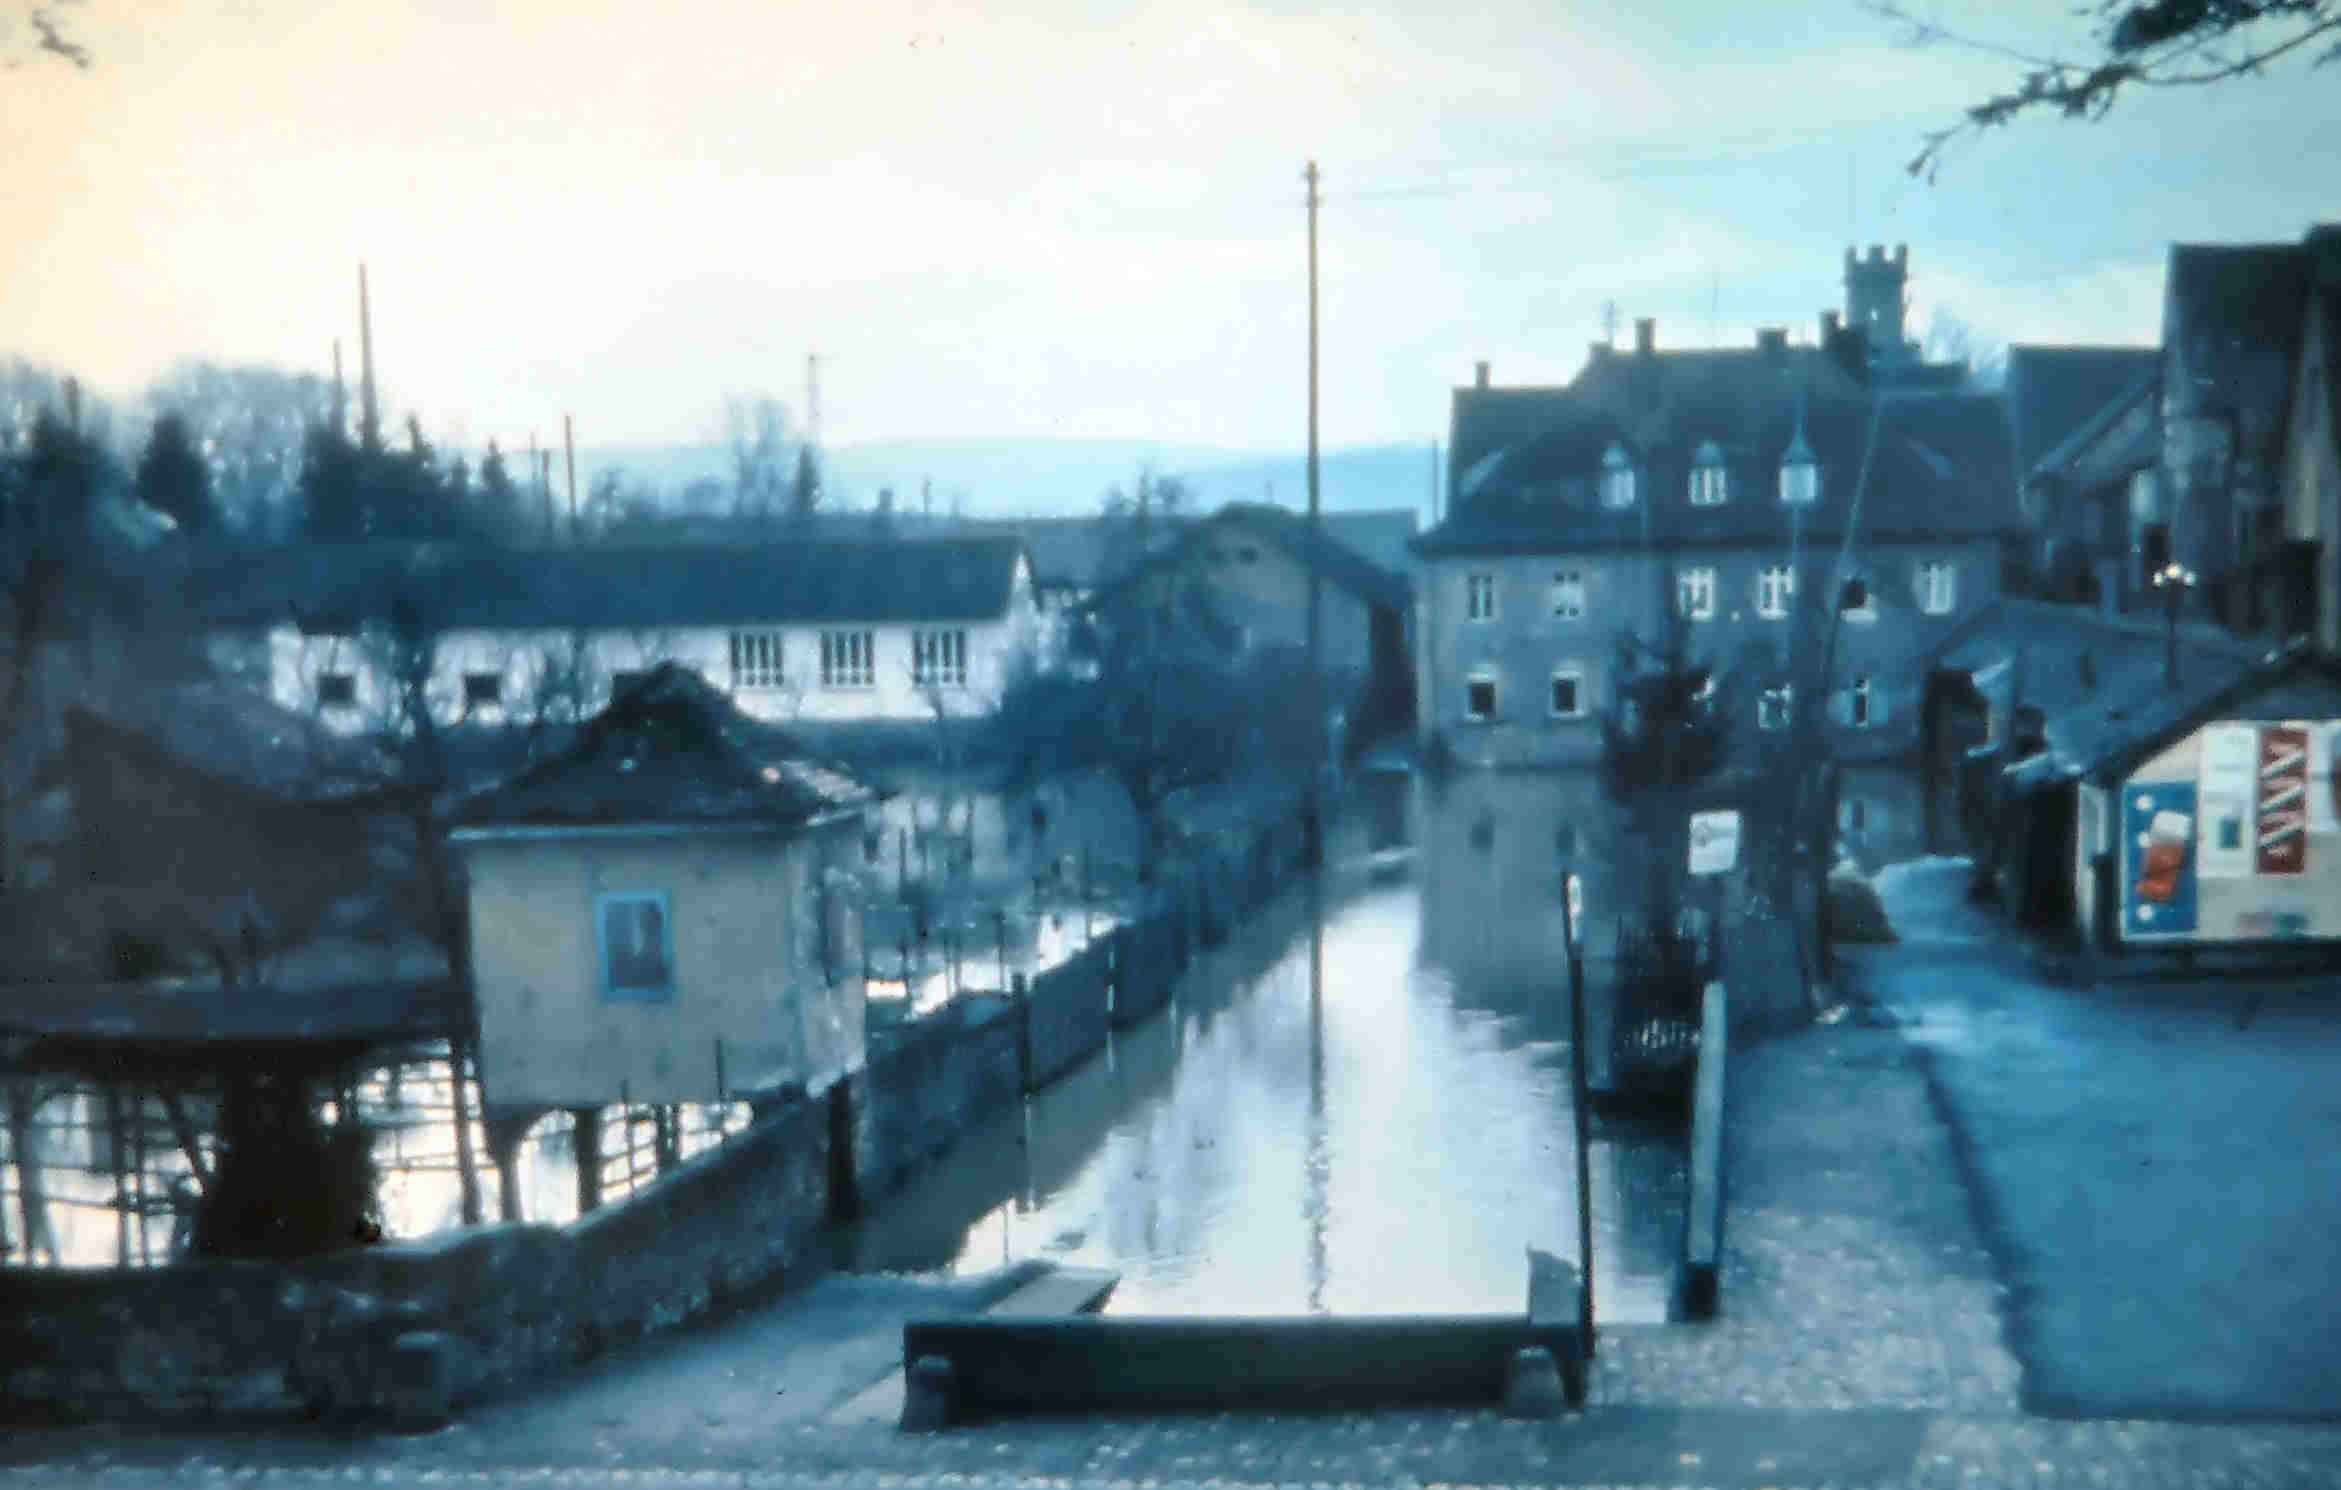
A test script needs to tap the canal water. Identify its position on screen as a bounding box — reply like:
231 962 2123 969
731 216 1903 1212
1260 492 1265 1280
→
836 768 1699 1323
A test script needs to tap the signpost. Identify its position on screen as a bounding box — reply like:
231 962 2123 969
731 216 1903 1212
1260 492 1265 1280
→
1688 810 1741 877
1559 871 1594 1363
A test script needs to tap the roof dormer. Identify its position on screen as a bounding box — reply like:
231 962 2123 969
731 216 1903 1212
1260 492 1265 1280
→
1689 440 1728 506
1779 430 1819 506
1600 441 1638 510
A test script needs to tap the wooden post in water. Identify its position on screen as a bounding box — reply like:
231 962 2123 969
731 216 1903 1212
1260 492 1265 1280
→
105 1086 130 1266
1560 873 1595 1361
572 1107 603 1216
449 1035 483 1227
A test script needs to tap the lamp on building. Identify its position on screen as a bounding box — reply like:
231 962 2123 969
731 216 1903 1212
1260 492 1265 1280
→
2151 560 2197 690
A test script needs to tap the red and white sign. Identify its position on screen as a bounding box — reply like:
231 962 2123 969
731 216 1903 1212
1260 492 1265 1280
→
2256 725 2309 876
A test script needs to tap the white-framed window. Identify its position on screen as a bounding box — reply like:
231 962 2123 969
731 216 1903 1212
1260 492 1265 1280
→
1689 441 1728 506
1757 564 1796 619
1758 684 1793 731
1676 565 1716 621
819 629 875 689
1466 572 1497 622
1600 442 1638 509
1848 675 1875 727
1916 560 1957 616
912 628 968 688
1549 666 1585 718
462 672 503 710
1550 569 1585 619
317 672 357 710
1463 670 1499 723
596 891 674 1003
730 630 786 689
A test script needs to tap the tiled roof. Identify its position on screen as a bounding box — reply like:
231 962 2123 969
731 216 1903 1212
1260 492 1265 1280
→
1416 349 2018 557
452 663 880 830
1924 596 2269 776
48 685 400 804
2003 346 2158 483
0 976 466 1049
1089 503 1414 613
180 535 1029 632
2030 368 2160 489
2163 240 2319 476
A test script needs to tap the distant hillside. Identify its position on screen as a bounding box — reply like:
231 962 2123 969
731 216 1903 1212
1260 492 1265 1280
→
575 438 1436 525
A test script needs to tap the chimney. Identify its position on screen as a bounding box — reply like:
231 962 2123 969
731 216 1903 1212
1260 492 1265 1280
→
1474 360 1490 389
1634 318 1656 356
1821 309 1841 345
1588 341 1611 365
357 262 380 454
1757 327 1788 362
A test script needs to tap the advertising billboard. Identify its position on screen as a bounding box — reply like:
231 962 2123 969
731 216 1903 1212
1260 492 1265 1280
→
2121 718 2341 943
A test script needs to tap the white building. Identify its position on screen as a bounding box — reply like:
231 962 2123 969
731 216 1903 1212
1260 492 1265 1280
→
197 536 1047 733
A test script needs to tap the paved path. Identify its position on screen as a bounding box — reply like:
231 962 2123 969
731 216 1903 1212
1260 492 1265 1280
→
1849 857 2341 1420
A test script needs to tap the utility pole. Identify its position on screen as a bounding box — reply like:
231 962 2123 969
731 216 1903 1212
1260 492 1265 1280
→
1305 159 1324 872
564 414 578 542
807 353 822 450
357 262 380 455
1429 440 1440 526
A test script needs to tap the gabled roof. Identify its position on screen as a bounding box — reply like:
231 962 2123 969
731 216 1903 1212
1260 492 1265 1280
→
1416 348 2018 557
2083 643 2341 784
2030 367 2160 490
1924 596 2271 778
181 535 1030 633
1090 502 1413 613
2003 346 2158 484
2162 238 2321 475
36 686 402 807
451 663 878 831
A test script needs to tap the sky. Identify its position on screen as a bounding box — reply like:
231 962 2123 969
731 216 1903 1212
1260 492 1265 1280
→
4 0 2336 460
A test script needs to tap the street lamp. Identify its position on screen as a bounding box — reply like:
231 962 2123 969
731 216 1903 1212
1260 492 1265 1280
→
2152 561 2198 689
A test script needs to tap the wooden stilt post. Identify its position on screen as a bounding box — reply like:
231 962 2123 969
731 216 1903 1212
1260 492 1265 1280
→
572 1107 603 1216
620 1081 640 1196
449 1036 483 1228
130 1087 149 1266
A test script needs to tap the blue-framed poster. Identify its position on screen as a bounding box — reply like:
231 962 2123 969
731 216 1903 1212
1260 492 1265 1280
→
596 890 675 1002
2122 782 2198 938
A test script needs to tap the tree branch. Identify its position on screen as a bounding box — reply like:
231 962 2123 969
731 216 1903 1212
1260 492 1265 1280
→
1868 0 2341 179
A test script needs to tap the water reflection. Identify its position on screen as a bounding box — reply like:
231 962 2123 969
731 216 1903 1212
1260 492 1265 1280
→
841 769 1697 1322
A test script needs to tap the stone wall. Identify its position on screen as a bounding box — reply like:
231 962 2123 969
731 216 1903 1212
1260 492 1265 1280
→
856 993 1024 1202
0 1092 833 1424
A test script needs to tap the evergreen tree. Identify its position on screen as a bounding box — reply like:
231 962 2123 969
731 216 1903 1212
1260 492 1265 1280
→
477 440 523 540
296 421 365 540
789 444 822 524
134 411 220 536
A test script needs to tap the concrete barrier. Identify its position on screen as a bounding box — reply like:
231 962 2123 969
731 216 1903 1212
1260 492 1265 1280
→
900 1253 1584 1425
1023 941 1111 1091
1110 913 1177 1029
1682 980 1728 1321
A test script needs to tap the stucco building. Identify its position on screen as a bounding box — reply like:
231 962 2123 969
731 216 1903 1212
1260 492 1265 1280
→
450 665 879 1114
1411 269 2020 771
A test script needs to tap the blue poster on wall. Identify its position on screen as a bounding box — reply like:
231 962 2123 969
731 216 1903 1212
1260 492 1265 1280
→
2123 781 2199 938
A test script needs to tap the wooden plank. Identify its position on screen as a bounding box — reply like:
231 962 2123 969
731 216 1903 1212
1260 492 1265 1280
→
1683 981 1729 1321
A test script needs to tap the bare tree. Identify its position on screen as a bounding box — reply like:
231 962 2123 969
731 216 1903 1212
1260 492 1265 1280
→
5 0 89 70
1921 309 2009 392
1869 0 2341 179
725 396 793 527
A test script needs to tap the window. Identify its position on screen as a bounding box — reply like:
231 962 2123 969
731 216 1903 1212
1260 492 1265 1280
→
1688 441 1727 506
317 672 356 710
1916 560 1957 616
1849 676 1874 727
596 892 674 1003
1757 564 1795 619
1549 667 1585 718
912 628 968 688
1779 433 1819 506
1466 572 1497 622
1758 684 1793 731
462 672 502 709
820 630 875 689
1843 572 1877 623
1600 442 1637 509
1464 672 1498 722
1676 566 1716 621
730 630 785 689
1550 570 1585 618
